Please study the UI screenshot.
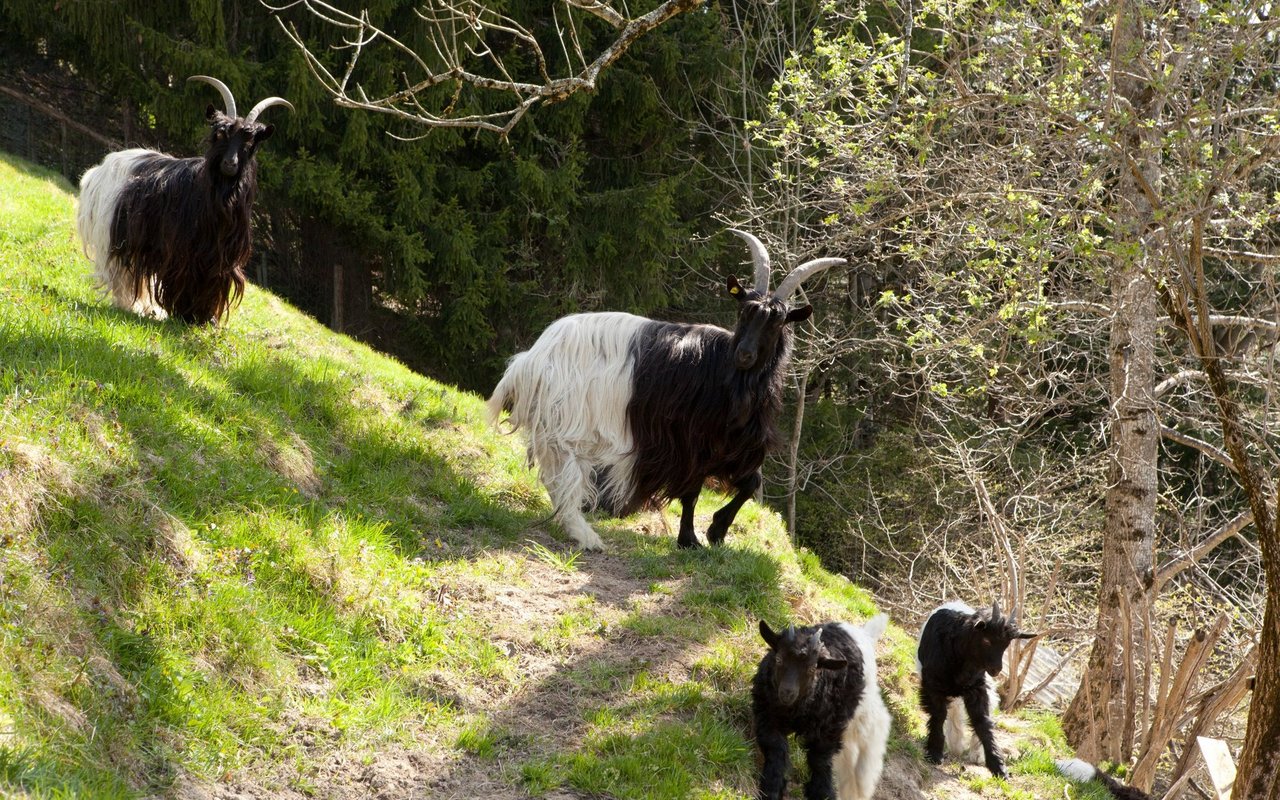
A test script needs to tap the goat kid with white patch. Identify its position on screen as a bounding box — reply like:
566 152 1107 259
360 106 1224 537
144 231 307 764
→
752 614 891 800
916 600 1037 778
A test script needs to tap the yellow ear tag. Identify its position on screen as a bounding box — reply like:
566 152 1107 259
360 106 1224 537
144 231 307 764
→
730 286 740 295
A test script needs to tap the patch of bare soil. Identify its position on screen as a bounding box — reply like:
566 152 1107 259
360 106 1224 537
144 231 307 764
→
888 726 1028 800
876 756 930 800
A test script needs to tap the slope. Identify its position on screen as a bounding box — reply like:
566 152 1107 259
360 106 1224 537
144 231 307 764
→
0 151 1107 800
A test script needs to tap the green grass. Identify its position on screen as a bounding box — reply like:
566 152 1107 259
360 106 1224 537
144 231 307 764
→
0 153 540 797
0 151 1101 799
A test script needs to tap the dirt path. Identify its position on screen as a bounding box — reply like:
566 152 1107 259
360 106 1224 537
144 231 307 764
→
162 523 1007 800
166 525 699 800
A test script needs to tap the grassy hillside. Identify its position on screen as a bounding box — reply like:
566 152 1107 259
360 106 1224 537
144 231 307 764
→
0 152 1105 800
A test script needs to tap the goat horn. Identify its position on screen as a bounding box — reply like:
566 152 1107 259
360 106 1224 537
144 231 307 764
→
991 599 1002 620
727 228 772 294
188 75 237 118
773 257 845 303
245 96 295 124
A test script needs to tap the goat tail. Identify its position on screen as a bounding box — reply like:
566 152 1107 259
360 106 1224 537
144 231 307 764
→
486 353 524 431
1056 759 1151 800
862 613 889 642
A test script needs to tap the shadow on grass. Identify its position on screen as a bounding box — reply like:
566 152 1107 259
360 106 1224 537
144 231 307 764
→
0 297 544 795
0 150 74 188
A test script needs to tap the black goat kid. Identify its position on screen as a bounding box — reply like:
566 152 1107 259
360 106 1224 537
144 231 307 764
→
916 601 1037 778
78 76 292 324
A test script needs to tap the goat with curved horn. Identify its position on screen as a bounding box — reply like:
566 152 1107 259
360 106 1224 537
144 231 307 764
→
187 75 237 118
77 76 292 324
487 226 843 551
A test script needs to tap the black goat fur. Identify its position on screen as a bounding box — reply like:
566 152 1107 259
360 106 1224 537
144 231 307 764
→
916 604 1035 779
620 282 809 548
108 108 272 323
752 621 863 800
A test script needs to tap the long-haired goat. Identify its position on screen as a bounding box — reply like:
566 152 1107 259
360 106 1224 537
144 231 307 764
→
752 615 891 800
916 600 1037 778
487 230 843 551
1056 759 1151 800
77 76 292 324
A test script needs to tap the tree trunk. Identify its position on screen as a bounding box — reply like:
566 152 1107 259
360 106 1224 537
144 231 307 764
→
786 367 808 538
1062 0 1160 763
1237 583 1280 799
1172 237 1280 799
1157 283 1280 799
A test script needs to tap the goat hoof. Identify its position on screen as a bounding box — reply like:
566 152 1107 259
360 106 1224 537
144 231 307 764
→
925 751 943 765
676 536 703 550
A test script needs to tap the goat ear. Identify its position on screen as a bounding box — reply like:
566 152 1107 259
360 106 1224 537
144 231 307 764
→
206 103 218 120
1016 631 1040 640
257 124 275 142
785 305 813 324
818 656 847 671
728 276 748 302
759 620 780 648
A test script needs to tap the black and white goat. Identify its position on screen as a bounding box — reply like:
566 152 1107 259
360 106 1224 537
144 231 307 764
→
77 76 292 324
487 230 843 550
752 614 891 800
1056 759 1151 800
916 600 1037 778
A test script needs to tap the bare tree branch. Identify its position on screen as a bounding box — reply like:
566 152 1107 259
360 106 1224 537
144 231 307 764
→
1155 511 1253 591
1161 425 1236 472
263 0 703 135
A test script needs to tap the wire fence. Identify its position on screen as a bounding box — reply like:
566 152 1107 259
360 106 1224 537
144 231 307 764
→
0 84 115 185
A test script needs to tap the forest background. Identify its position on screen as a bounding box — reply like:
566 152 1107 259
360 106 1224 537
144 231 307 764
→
2 0 1279 795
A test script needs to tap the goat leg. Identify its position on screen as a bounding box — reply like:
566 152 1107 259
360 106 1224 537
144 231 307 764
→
756 727 790 800
921 688 949 764
962 686 1006 778
677 489 703 549
706 471 761 545
802 742 837 800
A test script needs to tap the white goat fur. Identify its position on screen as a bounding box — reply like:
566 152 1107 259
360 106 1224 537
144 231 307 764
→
833 613 892 800
77 149 167 319
915 600 1000 763
487 312 649 550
